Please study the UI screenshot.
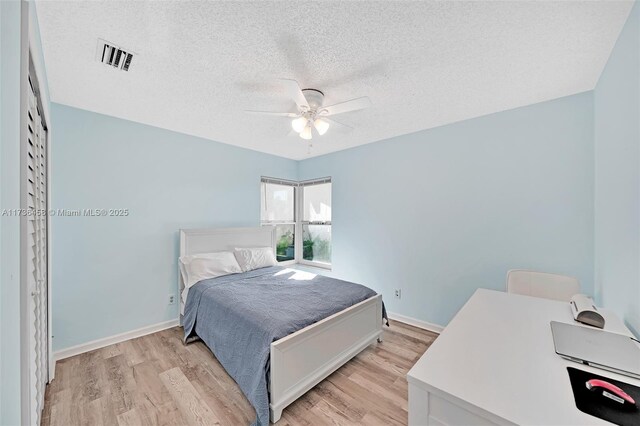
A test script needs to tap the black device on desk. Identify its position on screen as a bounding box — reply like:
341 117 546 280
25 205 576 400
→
567 367 639 426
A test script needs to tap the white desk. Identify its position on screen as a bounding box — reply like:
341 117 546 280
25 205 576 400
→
407 289 640 425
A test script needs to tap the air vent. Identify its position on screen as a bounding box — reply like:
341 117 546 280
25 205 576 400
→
96 39 135 71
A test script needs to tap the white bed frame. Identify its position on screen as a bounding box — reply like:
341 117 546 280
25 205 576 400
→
179 227 383 423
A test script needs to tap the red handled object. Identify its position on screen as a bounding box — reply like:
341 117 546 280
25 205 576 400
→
586 379 637 409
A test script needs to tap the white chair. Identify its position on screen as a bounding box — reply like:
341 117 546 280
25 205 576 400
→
506 269 580 302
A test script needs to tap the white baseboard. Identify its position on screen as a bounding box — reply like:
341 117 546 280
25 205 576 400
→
53 318 180 362
387 311 445 334
52 313 442 362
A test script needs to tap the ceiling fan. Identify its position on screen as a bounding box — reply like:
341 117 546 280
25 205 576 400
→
246 79 371 140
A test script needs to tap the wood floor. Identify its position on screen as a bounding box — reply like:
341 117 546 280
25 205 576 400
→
42 321 437 426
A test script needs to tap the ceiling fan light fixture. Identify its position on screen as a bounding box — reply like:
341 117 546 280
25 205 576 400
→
291 116 308 133
247 79 370 141
300 125 313 140
314 118 330 136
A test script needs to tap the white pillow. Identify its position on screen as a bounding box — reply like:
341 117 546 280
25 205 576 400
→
179 251 242 290
234 247 277 272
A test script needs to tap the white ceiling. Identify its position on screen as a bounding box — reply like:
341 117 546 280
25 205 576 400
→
36 0 633 160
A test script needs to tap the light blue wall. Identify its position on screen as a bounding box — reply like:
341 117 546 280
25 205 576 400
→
51 104 297 351
299 93 595 327
1 1 24 424
594 1 640 337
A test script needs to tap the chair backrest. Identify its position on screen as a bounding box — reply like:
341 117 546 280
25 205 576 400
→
506 270 580 302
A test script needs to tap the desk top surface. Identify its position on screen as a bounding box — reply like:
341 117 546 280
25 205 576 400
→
407 289 640 425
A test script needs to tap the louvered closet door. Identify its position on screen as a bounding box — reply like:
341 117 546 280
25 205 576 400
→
26 74 48 426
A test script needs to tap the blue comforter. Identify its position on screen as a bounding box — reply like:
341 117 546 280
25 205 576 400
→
183 266 385 426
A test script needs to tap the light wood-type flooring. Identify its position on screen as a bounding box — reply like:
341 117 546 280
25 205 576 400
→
42 321 437 426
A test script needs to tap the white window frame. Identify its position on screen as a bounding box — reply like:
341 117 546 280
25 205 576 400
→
260 177 298 267
296 177 332 270
261 176 332 269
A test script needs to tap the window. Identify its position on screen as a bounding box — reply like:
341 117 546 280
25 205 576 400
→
261 177 332 267
261 178 296 262
300 180 331 265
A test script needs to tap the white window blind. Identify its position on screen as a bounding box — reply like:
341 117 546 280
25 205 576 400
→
261 180 295 223
302 182 331 223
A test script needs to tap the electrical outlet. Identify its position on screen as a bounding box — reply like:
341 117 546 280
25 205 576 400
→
168 294 175 305
394 289 401 299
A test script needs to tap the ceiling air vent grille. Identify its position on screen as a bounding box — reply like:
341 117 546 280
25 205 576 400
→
96 39 134 71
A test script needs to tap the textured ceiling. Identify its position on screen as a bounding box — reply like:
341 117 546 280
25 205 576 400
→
36 0 633 160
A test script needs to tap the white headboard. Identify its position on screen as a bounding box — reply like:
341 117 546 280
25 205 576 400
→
178 227 275 317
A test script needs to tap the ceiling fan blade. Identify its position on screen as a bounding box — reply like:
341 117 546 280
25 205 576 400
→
321 96 371 116
324 117 353 132
245 110 299 117
279 79 309 110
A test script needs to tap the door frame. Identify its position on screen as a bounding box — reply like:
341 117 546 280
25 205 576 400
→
19 2 30 424
20 1 53 424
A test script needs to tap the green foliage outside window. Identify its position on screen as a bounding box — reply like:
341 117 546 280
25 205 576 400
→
276 229 294 261
303 232 331 263
275 227 331 263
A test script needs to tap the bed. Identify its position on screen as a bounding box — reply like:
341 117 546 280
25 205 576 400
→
178 227 385 425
